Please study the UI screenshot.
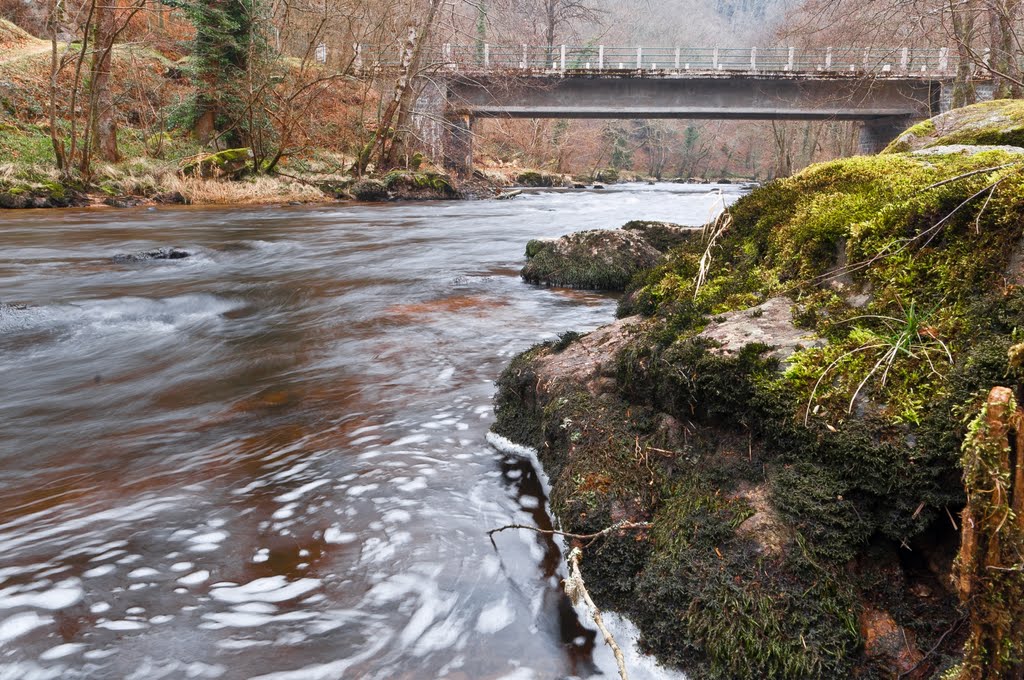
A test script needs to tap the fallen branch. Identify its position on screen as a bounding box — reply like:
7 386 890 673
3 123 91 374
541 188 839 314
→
565 547 629 680
486 520 651 548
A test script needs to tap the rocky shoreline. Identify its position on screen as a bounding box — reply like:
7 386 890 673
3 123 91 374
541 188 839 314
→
494 100 1024 679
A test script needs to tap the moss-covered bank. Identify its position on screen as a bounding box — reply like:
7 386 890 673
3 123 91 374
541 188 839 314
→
495 109 1024 678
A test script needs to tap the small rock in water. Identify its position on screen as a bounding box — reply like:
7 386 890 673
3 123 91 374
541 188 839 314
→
112 248 192 263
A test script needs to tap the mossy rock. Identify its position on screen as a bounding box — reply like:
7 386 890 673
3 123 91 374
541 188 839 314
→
515 170 560 187
884 99 1024 153
495 145 1024 677
521 229 664 291
382 170 460 199
620 220 697 253
180 148 252 178
350 178 389 202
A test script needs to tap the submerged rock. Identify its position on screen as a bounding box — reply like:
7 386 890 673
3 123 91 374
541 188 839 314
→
382 171 460 200
521 229 663 291
112 248 191 263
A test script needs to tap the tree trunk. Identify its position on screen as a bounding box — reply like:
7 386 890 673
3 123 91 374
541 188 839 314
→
381 0 440 169
956 387 1024 680
90 0 119 163
987 0 1022 99
952 0 978 107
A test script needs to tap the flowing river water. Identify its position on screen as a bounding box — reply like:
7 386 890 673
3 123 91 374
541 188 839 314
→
0 184 743 680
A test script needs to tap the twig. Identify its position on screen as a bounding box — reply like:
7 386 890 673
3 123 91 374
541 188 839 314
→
487 520 651 548
565 547 629 680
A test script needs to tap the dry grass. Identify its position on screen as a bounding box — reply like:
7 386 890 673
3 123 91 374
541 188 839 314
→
168 175 327 205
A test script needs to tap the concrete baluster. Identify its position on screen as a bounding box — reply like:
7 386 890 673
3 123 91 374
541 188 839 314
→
825 46 833 70
484 44 490 70
900 47 909 71
561 45 567 72
713 47 719 70
675 47 681 71
598 45 604 71
750 46 757 71
637 47 643 70
939 47 949 74
787 46 794 71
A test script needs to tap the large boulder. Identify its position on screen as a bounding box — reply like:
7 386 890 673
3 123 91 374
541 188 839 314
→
521 229 664 291
884 99 1024 153
620 220 697 253
382 171 460 200
180 148 252 179
497 146 1024 679
350 178 389 202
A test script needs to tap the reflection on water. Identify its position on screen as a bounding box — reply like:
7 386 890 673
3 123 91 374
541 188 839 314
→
0 184 741 679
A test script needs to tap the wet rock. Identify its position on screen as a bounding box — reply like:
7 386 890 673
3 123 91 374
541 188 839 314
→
154 192 187 205
529 316 646 397
514 170 562 188
522 229 663 291
350 178 389 202
103 196 147 209
699 297 825 360
859 608 925 677
112 248 192 263
383 171 460 200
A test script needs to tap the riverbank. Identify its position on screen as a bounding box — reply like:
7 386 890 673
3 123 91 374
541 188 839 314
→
495 101 1024 679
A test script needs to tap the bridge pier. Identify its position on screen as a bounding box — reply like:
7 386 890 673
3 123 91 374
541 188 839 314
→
858 116 914 155
443 114 473 174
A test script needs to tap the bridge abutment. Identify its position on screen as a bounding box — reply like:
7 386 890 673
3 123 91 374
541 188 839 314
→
443 114 473 174
858 116 915 155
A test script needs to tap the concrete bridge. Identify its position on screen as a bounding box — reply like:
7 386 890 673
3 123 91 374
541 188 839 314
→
371 45 990 172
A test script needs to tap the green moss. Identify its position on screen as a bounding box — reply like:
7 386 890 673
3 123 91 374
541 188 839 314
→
522 229 663 291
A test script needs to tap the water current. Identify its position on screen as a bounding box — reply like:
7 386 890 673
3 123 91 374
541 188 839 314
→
0 184 744 680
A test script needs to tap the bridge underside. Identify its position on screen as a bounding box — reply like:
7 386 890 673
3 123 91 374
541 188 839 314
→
436 74 942 171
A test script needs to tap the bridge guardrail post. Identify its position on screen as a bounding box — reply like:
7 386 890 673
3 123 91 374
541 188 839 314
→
484 44 490 70
787 46 794 71
825 47 833 70
750 47 756 71
900 47 909 71
939 47 949 74
598 45 604 70
521 44 527 70
675 47 681 70
637 47 643 71
560 45 566 72
713 47 719 70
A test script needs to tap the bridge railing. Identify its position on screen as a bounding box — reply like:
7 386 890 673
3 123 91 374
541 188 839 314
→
352 44 958 77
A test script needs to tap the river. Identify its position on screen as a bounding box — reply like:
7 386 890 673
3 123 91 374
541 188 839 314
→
0 184 743 680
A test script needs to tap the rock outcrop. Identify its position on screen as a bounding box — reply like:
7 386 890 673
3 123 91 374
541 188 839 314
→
521 229 664 291
496 129 1024 678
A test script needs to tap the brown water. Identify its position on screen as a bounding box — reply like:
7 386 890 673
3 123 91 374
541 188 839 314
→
0 185 741 680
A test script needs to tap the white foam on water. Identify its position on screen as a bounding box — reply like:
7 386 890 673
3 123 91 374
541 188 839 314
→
38 643 85 661
96 620 148 631
169 562 193 573
0 611 49 644
323 527 357 545
128 567 160 579
0 581 82 611
390 434 431 447
177 570 209 586
346 484 379 497
274 480 329 503
476 597 515 635
209 577 320 604
189 531 228 545
82 564 116 579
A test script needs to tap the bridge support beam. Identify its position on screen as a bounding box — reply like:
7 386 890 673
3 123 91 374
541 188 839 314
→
858 116 913 155
443 113 473 174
